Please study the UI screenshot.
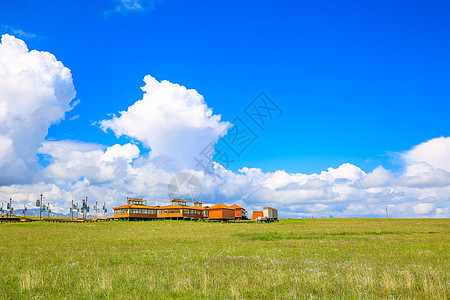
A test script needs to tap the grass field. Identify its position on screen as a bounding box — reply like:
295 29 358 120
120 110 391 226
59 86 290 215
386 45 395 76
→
0 218 448 299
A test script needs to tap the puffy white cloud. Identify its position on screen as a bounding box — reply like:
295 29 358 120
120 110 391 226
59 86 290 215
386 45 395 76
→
39 141 140 183
0 34 75 185
413 203 435 215
402 137 450 172
100 75 230 171
0 44 448 219
400 162 450 188
357 166 394 188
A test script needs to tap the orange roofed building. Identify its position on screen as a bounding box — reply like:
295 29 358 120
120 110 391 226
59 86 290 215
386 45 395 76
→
157 199 205 220
231 204 248 220
252 211 263 220
112 198 249 221
113 198 158 220
207 204 236 221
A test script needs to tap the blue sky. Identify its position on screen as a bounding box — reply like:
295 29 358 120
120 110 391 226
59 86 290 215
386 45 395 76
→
2 0 449 174
1 0 449 217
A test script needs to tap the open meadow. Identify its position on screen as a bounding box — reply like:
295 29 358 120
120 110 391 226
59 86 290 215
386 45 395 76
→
0 218 448 299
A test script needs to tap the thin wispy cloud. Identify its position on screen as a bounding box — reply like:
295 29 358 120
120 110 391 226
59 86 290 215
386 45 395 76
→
105 0 163 16
1 25 37 39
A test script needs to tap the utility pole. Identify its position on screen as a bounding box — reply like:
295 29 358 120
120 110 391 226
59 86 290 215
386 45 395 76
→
47 203 50 218
71 200 74 220
9 198 12 217
82 196 89 220
385 204 388 218
39 193 44 220
86 196 89 220
23 204 27 217
95 200 98 219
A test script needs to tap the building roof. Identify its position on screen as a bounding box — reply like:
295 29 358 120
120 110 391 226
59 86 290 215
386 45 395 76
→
208 204 235 210
170 199 188 203
263 206 278 211
157 205 204 210
193 201 203 204
113 204 157 210
231 204 243 209
127 198 145 202
192 206 206 210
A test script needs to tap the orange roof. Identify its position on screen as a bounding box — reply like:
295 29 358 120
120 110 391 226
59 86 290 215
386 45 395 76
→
157 205 204 210
170 199 188 203
158 204 186 209
193 201 203 204
113 204 157 210
208 204 235 210
231 204 243 209
127 198 145 201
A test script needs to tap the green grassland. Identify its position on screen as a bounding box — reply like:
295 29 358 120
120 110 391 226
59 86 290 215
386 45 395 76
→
0 218 448 299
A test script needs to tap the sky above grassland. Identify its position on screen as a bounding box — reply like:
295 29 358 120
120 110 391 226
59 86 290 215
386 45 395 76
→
0 0 449 218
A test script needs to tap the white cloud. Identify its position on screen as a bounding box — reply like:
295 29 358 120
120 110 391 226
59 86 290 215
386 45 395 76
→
413 203 434 215
0 34 75 185
106 0 162 15
402 137 450 172
400 162 450 188
1 25 37 39
100 75 230 172
38 141 140 183
0 41 448 219
357 166 394 188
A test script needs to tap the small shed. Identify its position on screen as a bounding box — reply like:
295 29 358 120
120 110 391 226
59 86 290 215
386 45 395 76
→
252 211 263 220
207 204 235 220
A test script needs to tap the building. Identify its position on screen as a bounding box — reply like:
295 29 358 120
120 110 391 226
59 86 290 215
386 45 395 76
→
193 201 208 219
263 206 278 221
208 204 236 221
252 211 263 220
157 199 204 220
231 204 248 220
112 198 251 222
113 198 157 220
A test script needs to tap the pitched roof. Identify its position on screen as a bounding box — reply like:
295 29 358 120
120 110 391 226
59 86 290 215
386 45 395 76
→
113 204 157 210
231 204 243 209
170 199 188 203
263 206 278 211
193 201 203 204
127 198 145 201
208 204 235 210
157 205 204 210
157 204 186 209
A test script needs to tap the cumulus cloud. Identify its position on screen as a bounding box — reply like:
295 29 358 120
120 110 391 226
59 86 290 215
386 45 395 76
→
413 203 435 215
38 141 140 183
100 75 230 171
0 38 448 218
400 162 450 188
402 137 450 172
0 34 75 185
357 166 394 188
